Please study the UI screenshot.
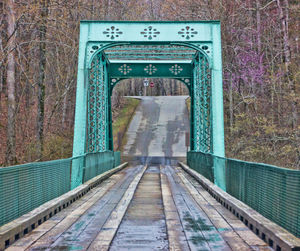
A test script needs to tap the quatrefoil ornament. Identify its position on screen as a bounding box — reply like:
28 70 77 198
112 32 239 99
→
103 26 123 40
169 64 183 75
178 26 198 40
140 26 160 40
144 64 157 75
119 64 132 75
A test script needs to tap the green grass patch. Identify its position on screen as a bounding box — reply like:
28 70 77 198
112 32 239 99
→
112 98 140 151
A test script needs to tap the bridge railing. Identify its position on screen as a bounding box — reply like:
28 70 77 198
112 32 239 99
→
83 152 115 183
187 151 300 238
0 151 120 227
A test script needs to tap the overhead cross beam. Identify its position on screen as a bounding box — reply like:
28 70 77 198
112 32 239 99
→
109 61 192 79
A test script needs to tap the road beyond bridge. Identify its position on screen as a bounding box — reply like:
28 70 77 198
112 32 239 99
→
123 96 189 158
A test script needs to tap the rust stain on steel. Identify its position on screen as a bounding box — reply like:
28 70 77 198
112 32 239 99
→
110 166 169 250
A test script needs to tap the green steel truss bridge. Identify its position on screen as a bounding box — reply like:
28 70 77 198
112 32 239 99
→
0 22 299 251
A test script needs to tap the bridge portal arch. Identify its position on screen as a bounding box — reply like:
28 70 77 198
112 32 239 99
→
72 21 224 188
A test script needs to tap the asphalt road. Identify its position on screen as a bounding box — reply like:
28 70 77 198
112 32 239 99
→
122 96 190 157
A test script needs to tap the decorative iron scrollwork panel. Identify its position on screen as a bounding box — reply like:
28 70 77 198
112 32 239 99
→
193 55 212 153
87 53 108 152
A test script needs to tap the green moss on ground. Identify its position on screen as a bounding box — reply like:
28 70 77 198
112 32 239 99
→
112 98 140 151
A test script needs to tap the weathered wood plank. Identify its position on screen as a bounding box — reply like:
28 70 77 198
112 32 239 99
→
176 168 253 250
164 165 221 251
1 163 128 250
28 167 143 250
26 176 121 250
160 166 190 251
171 167 231 251
87 165 147 250
6 177 121 251
178 167 269 249
179 162 300 251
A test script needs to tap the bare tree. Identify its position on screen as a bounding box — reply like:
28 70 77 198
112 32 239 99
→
277 0 298 129
36 0 49 159
5 0 17 165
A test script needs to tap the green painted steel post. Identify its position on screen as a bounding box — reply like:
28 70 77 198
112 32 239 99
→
107 67 114 151
190 77 195 151
71 23 88 189
104 57 110 151
211 23 226 191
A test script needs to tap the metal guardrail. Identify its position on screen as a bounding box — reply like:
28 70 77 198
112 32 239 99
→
179 162 300 251
0 151 121 227
187 151 300 238
0 162 128 250
114 151 121 167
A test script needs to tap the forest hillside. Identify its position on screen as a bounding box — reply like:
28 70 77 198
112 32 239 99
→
0 0 299 169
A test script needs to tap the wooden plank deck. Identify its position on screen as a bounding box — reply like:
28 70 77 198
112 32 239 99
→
6 165 269 251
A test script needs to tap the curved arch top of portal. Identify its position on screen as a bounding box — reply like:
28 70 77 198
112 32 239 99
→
87 42 211 69
88 42 130 68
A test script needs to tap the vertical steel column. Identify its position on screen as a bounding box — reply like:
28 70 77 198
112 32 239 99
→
194 58 201 151
211 24 225 157
211 24 226 191
86 53 110 153
193 53 212 153
199 55 204 150
190 73 195 151
104 59 111 150
71 24 88 189
108 74 113 151
99 55 106 151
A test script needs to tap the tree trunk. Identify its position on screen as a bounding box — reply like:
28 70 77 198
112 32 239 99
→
277 0 298 129
229 75 234 135
256 0 264 94
170 80 174 95
61 90 68 130
5 0 17 165
36 0 49 159
130 79 135 95
0 2 4 98
104 0 110 20
256 0 262 55
0 30 3 97
173 80 177 95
